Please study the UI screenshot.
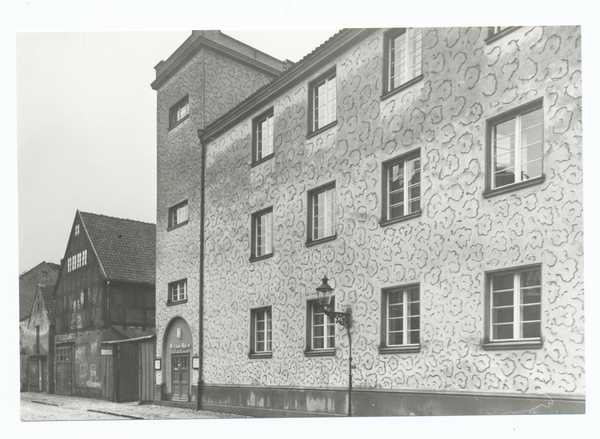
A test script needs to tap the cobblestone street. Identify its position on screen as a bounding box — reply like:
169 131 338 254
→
20 392 249 421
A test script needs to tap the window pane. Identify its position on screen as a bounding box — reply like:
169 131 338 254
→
493 324 513 340
493 307 514 324
521 304 541 322
389 317 404 332
493 290 514 307
389 332 403 346
522 321 541 339
493 273 514 291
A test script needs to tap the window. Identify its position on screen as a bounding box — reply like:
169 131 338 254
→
57 346 71 362
381 150 421 225
309 70 336 134
486 26 520 43
305 299 335 356
168 200 189 229
78 289 86 307
379 285 420 353
250 307 272 358
35 326 40 354
41 271 48 281
483 265 543 350
486 100 544 195
169 279 187 305
75 224 80 236
252 109 274 164
307 182 336 246
384 28 423 96
169 95 189 128
251 207 273 261
67 250 88 273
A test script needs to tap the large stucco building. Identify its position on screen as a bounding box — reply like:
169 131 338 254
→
152 27 583 416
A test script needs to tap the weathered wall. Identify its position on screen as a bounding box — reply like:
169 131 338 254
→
202 26 583 400
155 46 279 391
19 262 59 319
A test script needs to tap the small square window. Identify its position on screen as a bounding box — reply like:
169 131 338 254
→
251 207 273 261
169 95 189 128
41 271 48 280
485 100 544 196
381 150 421 225
379 285 421 354
168 200 189 229
250 307 272 358
483 265 543 350
307 182 336 246
252 109 274 164
169 279 187 305
305 298 335 356
383 28 423 96
309 70 337 134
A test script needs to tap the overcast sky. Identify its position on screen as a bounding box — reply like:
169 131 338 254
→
16 29 341 274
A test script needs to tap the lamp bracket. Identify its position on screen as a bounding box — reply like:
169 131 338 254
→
323 310 350 328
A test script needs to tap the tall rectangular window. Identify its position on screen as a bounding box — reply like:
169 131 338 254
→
307 182 336 245
253 109 274 163
250 307 272 358
75 224 80 236
310 71 336 133
385 28 423 93
487 100 544 192
35 326 40 354
306 299 335 354
169 279 187 305
251 207 273 261
169 200 189 229
382 150 421 224
169 95 189 128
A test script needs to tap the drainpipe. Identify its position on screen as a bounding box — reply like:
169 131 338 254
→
196 129 206 411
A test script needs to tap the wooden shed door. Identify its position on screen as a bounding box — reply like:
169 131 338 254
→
56 346 73 395
171 353 189 402
117 344 139 402
28 359 40 392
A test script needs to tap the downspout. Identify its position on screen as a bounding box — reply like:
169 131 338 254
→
196 128 206 411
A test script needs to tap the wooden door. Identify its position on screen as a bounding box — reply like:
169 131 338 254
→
171 353 189 402
56 346 73 395
28 359 39 392
117 344 139 402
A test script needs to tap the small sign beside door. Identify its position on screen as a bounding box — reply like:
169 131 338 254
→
192 357 199 369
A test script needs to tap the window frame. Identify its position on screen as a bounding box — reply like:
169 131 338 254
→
306 181 337 247
75 224 80 236
250 206 274 262
252 108 275 166
485 26 521 44
168 95 190 129
168 200 189 230
168 279 188 306
380 148 422 226
249 306 273 359
482 264 543 350
304 298 336 357
382 28 424 100
484 99 545 198
379 284 421 354
307 69 337 137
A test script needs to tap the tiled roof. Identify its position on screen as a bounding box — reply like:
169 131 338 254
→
79 212 156 285
46 262 61 273
39 285 56 324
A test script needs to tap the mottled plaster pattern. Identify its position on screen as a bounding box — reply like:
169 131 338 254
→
156 47 276 387
202 27 583 396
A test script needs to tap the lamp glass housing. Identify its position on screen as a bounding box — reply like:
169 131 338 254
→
316 276 334 309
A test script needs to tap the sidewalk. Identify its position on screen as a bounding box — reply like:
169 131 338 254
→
21 392 250 420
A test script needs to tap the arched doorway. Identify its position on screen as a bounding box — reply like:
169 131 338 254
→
163 317 193 402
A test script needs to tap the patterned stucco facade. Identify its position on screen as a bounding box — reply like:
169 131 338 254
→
155 43 280 399
199 25 583 408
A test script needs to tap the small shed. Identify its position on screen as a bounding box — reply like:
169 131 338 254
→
101 335 155 403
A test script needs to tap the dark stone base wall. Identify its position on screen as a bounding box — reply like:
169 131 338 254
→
198 385 584 417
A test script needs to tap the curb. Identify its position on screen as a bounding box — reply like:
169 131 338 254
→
87 409 145 420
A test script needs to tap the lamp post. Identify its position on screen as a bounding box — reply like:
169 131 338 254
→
315 275 352 417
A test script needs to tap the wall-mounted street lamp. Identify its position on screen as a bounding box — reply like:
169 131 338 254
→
315 275 353 417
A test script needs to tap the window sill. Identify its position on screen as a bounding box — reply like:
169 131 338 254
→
249 252 274 263
168 114 190 131
306 121 337 140
249 352 273 360
304 349 335 358
250 153 274 168
167 299 188 307
481 339 543 351
485 27 521 45
381 75 424 102
380 211 421 228
378 344 421 355
483 175 545 199
167 220 189 232
306 234 337 248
